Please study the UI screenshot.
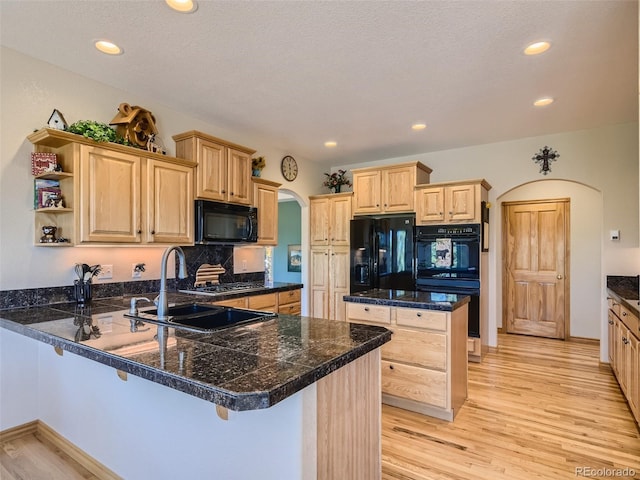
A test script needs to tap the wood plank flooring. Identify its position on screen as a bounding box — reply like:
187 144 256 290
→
1 431 99 480
382 333 640 480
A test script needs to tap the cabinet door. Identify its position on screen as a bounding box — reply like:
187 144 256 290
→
446 184 476 222
608 310 616 366
310 247 330 319
381 360 447 408
310 198 330 245
416 187 445 224
329 247 350 322
146 159 194 244
254 182 278 245
628 332 639 422
329 196 352 245
383 166 415 213
80 146 141 243
353 170 381 214
196 137 226 201
227 148 252 205
616 319 627 393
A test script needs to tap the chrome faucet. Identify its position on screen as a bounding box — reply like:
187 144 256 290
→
156 246 188 321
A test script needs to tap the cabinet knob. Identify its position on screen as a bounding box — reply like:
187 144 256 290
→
389 364 394 370
622 311 627 317
449 211 453 215
376 204 379 207
137 229 142 234
222 190 226 194
230 192 234 196
364 307 370 312
608 320 614 325
416 312 422 317
151 230 155 235
439 212 443 215
384 204 387 207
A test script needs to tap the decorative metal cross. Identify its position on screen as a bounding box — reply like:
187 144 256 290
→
532 146 559 175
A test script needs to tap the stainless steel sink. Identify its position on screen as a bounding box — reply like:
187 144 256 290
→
124 303 277 332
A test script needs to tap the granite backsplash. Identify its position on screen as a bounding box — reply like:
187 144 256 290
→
0 245 264 310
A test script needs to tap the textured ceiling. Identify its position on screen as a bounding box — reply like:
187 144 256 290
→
1 0 637 165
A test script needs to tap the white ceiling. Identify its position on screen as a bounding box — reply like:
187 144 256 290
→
1 0 637 166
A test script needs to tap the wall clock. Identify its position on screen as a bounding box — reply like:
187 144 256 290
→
281 155 298 182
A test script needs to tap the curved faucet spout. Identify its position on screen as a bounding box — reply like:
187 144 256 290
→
157 246 187 321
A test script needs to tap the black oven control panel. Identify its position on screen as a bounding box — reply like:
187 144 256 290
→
415 224 480 238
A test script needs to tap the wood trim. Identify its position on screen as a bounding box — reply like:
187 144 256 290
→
568 336 600 346
1 420 121 479
0 420 38 443
351 161 432 175
414 178 492 190
171 130 255 155
502 197 570 207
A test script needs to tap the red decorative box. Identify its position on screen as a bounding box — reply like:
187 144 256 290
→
31 152 57 175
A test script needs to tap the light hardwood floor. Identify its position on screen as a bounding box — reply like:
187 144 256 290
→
382 333 640 480
2 334 638 479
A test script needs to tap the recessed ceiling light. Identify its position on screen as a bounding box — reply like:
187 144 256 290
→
324 141 337 148
411 123 427 131
94 40 123 55
524 41 551 55
166 0 198 13
534 97 554 107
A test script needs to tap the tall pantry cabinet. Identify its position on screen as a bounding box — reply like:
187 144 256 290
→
309 193 352 321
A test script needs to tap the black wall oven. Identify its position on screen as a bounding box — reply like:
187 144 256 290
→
414 224 481 338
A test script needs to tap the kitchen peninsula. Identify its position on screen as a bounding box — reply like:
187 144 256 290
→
0 291 391 480
344 289 469 421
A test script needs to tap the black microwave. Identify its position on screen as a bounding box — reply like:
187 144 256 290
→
195 200 258 244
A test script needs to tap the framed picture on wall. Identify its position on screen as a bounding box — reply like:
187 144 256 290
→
287 244 302 272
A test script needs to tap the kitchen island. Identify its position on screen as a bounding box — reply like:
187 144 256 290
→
344 289 469 421
0 293 391 479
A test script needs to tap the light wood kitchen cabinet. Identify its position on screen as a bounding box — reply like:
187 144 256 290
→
346 302 468 421
28 128 196 246
607 295 639 426
310 246 349 321
278 289 301 315
352 162 431 215
248 293 277 312
252 178 281 246
173 130 255 205
415 179 491 225
309 193 352 246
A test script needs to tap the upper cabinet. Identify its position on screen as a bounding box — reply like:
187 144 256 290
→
28 128 196 246
415 179 491 225
352 162 432 215
252 177 281 246
173 130 255 206
309 192 352 246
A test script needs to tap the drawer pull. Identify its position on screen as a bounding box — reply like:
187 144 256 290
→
364 307 370 312
608 320 614 325
389 365 394 370
416 312 422 317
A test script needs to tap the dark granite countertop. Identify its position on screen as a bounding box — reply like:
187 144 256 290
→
607 276 639 317
0 289 391 411
343 288 470 311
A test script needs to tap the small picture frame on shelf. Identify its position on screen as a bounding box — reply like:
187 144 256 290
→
31 152 58 175
287 244 302 272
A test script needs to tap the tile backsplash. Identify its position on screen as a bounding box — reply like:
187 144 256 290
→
0 245 265 309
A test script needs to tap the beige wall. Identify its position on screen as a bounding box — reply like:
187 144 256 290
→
0 47 326 294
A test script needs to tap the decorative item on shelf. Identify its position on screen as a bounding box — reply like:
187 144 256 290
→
68 120 125 144
146 133 167 155
323 169 351 193
73 263 102 304
40 225 58 243
31 152 58 175
47 109 68 131
252 156 266 177
44 192 65 209
110 102 158 149
34 178 61 209
532 146 559 175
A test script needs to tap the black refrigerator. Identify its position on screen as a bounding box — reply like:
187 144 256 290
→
350 215 416 293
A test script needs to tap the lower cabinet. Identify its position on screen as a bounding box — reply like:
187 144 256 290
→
346 302 468 421
214 289 301 315
608 296 639 426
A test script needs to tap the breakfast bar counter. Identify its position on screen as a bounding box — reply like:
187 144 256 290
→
0 294 390 479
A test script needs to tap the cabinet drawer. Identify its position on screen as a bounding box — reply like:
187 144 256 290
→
346 303 391 325
215 297 248 308
278 289 301 305
395 307 447 331
619 305 639 336
249 293 277 311
381 360 447 408
382 328 446 370
278 302 301 316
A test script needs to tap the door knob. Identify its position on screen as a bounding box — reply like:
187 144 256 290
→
557 274 563 279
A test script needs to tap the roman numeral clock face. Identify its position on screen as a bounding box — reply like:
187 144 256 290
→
281 155 298 181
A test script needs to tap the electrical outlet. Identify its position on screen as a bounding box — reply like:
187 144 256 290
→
97 264 113 280
242 260 247 271
132 263 142 279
